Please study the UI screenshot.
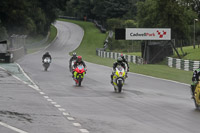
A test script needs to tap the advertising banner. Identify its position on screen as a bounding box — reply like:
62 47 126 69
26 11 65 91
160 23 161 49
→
126 28 171 40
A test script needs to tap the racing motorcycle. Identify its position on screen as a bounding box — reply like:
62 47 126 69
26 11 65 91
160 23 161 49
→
69 59 76 72
43 57 51 71
73 65 86 86
112 65 126 93
193 81 200 109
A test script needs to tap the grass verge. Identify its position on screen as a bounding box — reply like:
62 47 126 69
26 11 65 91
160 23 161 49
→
59 18 192 84
173 45 200 61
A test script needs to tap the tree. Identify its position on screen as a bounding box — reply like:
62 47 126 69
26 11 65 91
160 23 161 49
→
137 0 197 41
0 0 68 35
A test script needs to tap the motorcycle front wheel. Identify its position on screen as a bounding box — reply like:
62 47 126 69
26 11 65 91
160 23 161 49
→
78 76 82 86
117 80 122 93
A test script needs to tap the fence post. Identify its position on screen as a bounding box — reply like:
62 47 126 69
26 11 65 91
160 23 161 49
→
184 60 189 71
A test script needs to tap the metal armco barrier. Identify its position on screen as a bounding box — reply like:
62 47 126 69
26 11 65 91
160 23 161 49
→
167 57 200 71
96 50 143 64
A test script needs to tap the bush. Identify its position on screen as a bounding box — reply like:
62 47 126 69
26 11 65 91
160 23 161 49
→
106 18 123 31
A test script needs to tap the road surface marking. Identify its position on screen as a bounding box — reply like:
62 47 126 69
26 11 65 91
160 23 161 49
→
16 63 41 89
43 96 49 99
51 102 57 105
67 117 75 120
39 92 45 95
47 99 53 102
54 104 61 108
73 123 81 127
58 108 66 111
0 121 28 133
63 112 69 116
79 129 89 133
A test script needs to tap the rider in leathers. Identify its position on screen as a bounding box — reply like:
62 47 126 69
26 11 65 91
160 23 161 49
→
110 57 126 84
191 67 200 98
42 52 52 62
69 52 77 71
120 53 129 72
72 56 86 78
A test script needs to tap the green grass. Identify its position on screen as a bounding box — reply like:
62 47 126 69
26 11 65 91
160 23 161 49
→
26 25 57 53
123 52 141 57
173 45 200 61
58 18 192 84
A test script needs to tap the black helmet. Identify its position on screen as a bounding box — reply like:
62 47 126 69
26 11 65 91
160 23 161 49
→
117 57 123 63
45 52 49 55
72 52 76 58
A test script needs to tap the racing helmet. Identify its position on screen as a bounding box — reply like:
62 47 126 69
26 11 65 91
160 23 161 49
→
120 53 124 59
77 56 82 62
117 57 123 63
72 52 76 58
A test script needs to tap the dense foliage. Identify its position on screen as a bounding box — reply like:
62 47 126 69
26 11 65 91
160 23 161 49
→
63 0 200 51
0 0 199 49
0 0 68 38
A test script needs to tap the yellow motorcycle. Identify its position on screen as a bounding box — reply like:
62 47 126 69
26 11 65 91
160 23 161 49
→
112 66 126 93
194 81 200 109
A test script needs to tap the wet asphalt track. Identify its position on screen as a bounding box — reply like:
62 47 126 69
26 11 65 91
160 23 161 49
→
1 21 200 133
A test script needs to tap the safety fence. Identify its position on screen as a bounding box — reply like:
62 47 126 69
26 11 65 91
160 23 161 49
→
167 57 200 71
96 50 143 64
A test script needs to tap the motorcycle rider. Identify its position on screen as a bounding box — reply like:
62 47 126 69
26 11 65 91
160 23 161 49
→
42 52 52 62
191 67 200 98
120 53 129 72
110 57 126 84
69 52 77 71
72 56 87 78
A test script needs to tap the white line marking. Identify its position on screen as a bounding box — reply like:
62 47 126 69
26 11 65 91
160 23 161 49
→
79 129 89 133
16 63 41 90
67 117 75 121
47 99 53 102
43 96 49 99
58 108 66 111
28 85 40 91
73 123 81 127
129 72 190 86
5 70 40 92
54 104 61 108
0 121 28 133
39 92 45 95
51 102 57 105
63 112 69 116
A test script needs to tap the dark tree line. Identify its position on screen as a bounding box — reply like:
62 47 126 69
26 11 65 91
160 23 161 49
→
1 0 199 46
0 0 68 39
63 0 199 43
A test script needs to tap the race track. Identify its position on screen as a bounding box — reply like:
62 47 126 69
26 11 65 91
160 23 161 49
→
2 21 200 133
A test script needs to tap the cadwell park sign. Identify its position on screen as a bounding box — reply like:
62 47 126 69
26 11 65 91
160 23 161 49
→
115 28 171 40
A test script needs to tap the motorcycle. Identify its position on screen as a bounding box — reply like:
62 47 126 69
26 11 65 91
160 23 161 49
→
112 65 126 93
73 65 86 86
69 60 76 72
43 57 51 71
193 81 200 109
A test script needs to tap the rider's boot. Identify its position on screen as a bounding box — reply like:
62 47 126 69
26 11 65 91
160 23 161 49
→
191 85 195 99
